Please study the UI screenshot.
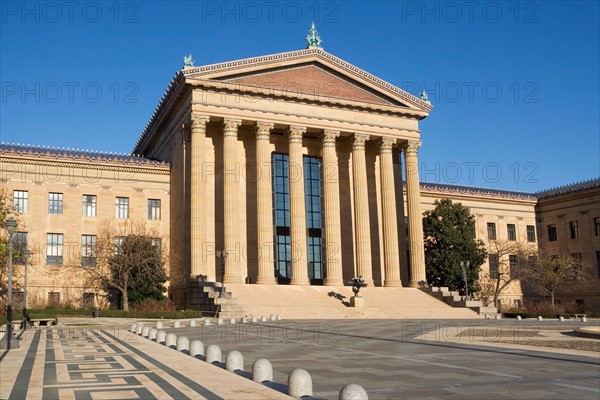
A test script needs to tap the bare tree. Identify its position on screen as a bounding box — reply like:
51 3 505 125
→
66 219 168 311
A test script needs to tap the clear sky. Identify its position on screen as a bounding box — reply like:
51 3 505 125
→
1 1 598 192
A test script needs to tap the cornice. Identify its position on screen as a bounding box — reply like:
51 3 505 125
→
419 182 538 203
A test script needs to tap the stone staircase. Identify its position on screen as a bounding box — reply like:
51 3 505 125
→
419 286 498 316
222 284 481 319
193 283 246 319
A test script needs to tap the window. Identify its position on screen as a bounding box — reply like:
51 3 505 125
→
594 217 600 236
48 292 61 307
14 232 28 264
148 199 161 220
487 222 497 240
115 197 129 219
13 190 28 213
547 224 557 241
509 255 519 275
82 195 97 217
507 224 516 241
83 293 95 309
272 153 291 281
489 254 499 279
526 225 536 242
46 233 64 266
48 192 63 215
150 238 162 254
304 156 323 281
596 251 600 277
114 236 124 255
81 235 97 267
571 253 582 269
569 220 580 239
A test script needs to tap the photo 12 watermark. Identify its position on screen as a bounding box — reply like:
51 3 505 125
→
1 1 140 24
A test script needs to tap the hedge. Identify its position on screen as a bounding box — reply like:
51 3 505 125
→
27 308 202 320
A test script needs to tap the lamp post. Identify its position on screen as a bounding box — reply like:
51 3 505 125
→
216 250 228 298
460 261 470 301
1 217 20 349
22 249 31 331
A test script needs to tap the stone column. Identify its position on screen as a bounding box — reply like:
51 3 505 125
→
403 140 426 286
380 138 402 287
288 126 309 285
351 134 373 286
255 122 276 284
223 119 243 284
190 115 210 280
322 130 343 286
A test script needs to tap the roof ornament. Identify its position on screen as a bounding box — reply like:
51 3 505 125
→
183 54 195 68
305 22 323 49
420 90 429 102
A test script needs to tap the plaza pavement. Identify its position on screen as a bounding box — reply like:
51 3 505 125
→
1 317 599 399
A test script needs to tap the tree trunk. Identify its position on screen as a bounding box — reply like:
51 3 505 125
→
493 277 501 308
122 287 129 311
550 289 555 310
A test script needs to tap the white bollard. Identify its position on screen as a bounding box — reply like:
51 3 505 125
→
176 336 189 352
516 315 522 321
148 328 157 340
136 323 144 335
226 350 244 372
484 314 489 320
129 322 138 333
559 316 564 322
190 340 205 357
142 326 150 337
270 314 276 321
537 316 543 321
156 330 167 344
276 315 282 321
189 320 197 327
495 314 501 320
339 384 369 400
581 316 587 323
173 320 181 328
204 319 211 326
166 333 177 348
260 315 267 322
251 316 258 323
229 318 236 325
252 358 273 383
156 321 164 329
288 368 313 398
217 318 224 326
206 345 222 364
241 317 248 324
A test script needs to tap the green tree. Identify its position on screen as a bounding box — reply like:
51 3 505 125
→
423 198 487 294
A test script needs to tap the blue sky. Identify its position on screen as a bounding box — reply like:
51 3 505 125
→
1 1 598 192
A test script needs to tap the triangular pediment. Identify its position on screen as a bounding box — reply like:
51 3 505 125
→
182 48 432 114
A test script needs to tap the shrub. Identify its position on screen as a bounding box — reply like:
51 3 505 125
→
130 298 177 312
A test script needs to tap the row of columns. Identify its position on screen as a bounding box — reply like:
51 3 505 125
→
190 115 426 287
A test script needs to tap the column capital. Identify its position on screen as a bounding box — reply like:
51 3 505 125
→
287 126 306 143
322 130 340 147
255 122 274 139
380 137 397 153
223 119 242 136
402 140 422 156
191 114 210 132
352 133 370 150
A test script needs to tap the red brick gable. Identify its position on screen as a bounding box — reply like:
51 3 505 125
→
220 64 404 107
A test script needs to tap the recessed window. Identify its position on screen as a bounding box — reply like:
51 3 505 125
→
81 235 97 267
48 192 63 215
489 254 499 279
148 199 161 220
547 224 557 241
569 220 580 239
83 195 97 217
14 232 28 264
115 197 129 219
48 292 61 307
487 222 497 240
46 233 64 266
526 225 536 242
13 190 28 213
507 224 516 241
509 255 519 275
594 217 600 236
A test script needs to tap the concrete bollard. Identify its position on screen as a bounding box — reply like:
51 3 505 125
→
484 314 489 320
136 323 144 335
495 314 501 320
156 321 164 329
176 336 189 352
204 319 211 326
206 345 222 364
276 315 282 321
166 333 177 348
148 328 157 341
270 314 276 321
252 358 273 383
189 320 197 327
226 350 244 372
190 340 205 357
581 316 587 322
229 318 236 325
156 330 167 344
251 316 258 323
537 316 543 321
173 320 181 328
142 326 150 337
241 317 248 324
288 368 313 398
516 315 522 321
217 318 224 326
129 323 138 333
559 316 564 322
261 315 267 322
339 384 369 400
